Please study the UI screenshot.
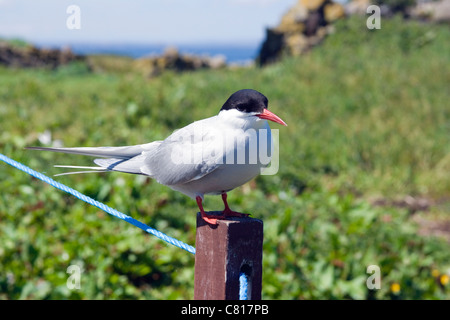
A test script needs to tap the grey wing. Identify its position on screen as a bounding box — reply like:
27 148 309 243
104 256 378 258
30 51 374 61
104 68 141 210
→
91 141 163 175
26 143 156 159
141 120 224 186
28 142 163 176
25 141 161 159
93 155 147 175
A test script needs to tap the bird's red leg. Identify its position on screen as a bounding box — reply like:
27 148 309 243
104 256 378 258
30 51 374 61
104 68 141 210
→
196 196 221 225
221 193 250 218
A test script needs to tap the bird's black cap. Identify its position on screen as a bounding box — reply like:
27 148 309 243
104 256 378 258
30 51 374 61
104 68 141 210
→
220 89 268 113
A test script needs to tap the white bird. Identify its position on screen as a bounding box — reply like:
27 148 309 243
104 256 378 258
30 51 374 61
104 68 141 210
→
27 89 287 224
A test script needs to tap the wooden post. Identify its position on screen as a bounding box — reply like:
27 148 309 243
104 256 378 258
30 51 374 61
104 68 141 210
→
194 212 263 300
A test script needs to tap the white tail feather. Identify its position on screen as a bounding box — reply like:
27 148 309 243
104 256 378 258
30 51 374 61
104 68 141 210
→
53 164 108 176
54 170 108 177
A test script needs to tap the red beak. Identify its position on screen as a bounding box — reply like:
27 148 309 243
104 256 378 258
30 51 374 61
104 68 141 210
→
257 109 287 126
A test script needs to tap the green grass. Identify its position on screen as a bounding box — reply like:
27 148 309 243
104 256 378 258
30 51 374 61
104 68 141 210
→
0 16 449 299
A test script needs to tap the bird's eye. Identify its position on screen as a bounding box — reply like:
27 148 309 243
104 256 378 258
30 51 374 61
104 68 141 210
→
236 104 245 111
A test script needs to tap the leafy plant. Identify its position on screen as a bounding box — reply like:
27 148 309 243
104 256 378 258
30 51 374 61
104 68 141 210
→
0 16 449 299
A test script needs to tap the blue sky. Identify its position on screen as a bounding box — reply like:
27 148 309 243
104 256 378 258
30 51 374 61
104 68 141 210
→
0 0 297 46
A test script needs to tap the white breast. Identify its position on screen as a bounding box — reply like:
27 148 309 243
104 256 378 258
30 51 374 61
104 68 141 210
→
170 120 273 199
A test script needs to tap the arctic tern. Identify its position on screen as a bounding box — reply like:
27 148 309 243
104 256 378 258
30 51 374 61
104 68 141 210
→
27 89 287 224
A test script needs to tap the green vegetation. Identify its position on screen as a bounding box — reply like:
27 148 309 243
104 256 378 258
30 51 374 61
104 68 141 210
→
0 16 449 299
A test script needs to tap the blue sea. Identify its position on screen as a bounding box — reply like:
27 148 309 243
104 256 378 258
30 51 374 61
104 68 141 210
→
40 42 260 64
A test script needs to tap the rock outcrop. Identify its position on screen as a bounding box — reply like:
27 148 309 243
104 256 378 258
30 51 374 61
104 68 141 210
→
133 47 226 78
257 0 345 65
0 42 84 69
409 0 450 22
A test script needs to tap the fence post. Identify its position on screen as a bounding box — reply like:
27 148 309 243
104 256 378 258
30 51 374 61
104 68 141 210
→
194 212 263 300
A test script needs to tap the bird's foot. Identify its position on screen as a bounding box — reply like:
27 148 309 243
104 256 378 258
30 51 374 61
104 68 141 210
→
220 192 250 219
200 211 223 225
200 210 250 225
197 195 250 225
222 208 250 218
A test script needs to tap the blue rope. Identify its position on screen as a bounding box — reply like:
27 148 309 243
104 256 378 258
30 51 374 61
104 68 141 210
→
239 273 249 300
0 153 196 255
1 153 252 299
